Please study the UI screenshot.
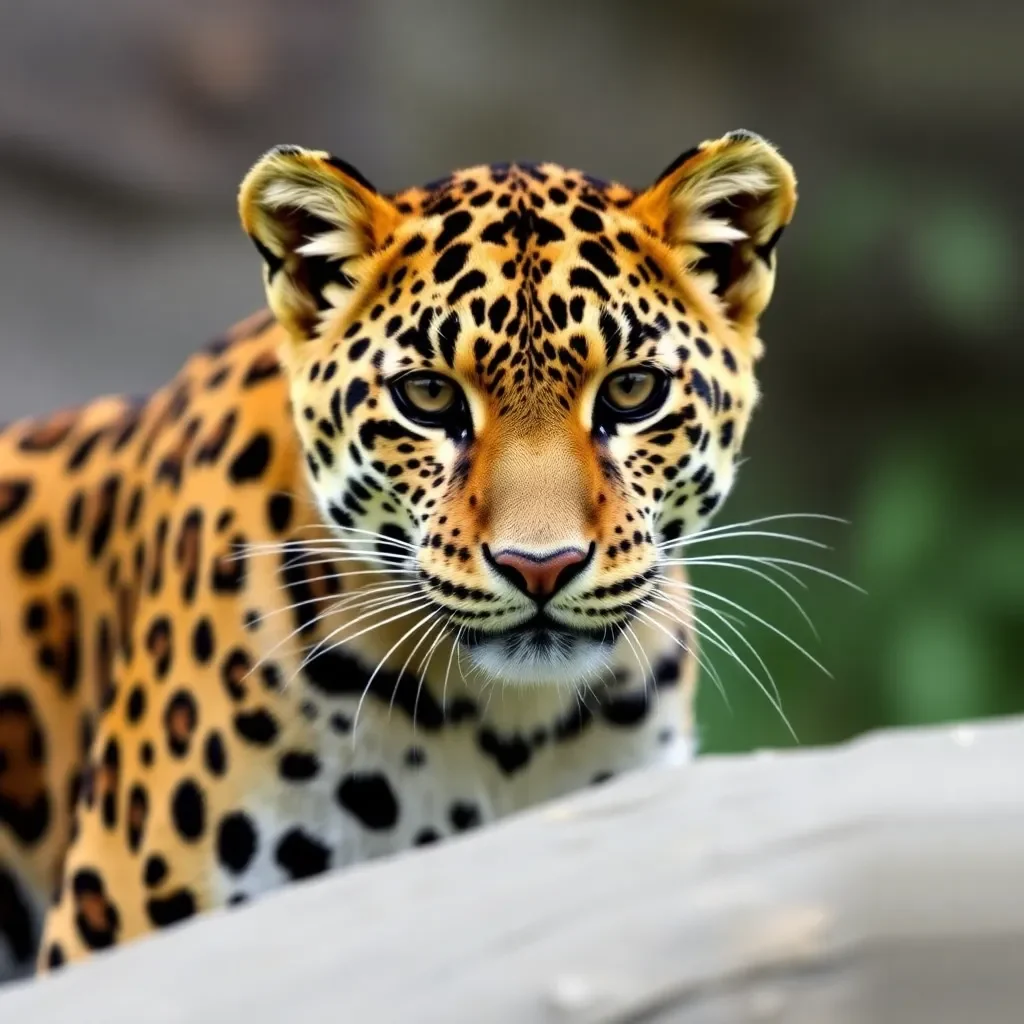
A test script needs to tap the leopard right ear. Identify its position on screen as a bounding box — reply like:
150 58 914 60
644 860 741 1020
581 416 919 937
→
238 146 404 341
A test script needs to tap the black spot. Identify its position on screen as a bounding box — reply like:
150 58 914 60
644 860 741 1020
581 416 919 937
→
449 802 482 831
125 685 146 723
217 812 258 874
143 854 168 888
488 296 511 333
145 890 196 929
579 240 619 277
447 269 487 305
0 479 32 525
71 868 119 950
401 234 426 256
600 690 650 727
437 311 461 368
275 829 331 880
599 311 621 362
164 690 198 758
228 433 273 483
267 494 293 534
204 731 227 776
279 750 321 782
192 618 214 664
404 746 426 769
18 523 51 575
434 210 472 251
433 243 470 283
548 294 568 331
47 943 66 970
126 784 148 852
233 708 279 746
170 779 205 841
569 267 610 302
688 368 712 407
336 772 399 830
477 728 531 775
414 828 441 846
570 206 603 232
345 378 370 416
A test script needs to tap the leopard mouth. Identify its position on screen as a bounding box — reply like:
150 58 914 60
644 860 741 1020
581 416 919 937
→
458 612 629 685
460 612 624 651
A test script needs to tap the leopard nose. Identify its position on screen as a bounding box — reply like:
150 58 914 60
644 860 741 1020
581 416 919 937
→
484 544 594 601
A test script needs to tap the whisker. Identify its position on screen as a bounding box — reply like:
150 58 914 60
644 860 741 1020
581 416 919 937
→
389 610 446 723
664 558 819 639
648 592 784 712
659 529 830 552
352 608 440 737
632 607 730 712
291 594 430 682
658 579 833 679
252 579 421 625
664 554 866 594
635 599 731 701
443 624 466 712
667 511 848 542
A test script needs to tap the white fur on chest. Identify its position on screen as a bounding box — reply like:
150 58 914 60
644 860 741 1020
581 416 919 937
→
210 685 690 905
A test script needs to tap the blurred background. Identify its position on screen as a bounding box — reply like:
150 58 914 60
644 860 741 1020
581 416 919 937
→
0 0 1020 753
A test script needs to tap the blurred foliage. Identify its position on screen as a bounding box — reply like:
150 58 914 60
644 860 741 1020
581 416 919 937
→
695 164 1022 753
695 415 1023 755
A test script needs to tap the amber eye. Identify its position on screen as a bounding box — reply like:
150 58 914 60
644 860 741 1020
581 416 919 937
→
598 368 669 422
390 372 471 438
399 374 456 415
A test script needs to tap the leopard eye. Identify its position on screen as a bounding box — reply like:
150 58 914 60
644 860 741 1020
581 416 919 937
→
390 372 471 436
399 374 456 414
598 368 669 421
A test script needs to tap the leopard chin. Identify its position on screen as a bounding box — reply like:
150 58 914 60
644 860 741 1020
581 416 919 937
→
464 629 615 686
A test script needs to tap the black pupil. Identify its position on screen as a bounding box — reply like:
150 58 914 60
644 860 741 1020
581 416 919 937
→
618 374 645 396
423 380 444 399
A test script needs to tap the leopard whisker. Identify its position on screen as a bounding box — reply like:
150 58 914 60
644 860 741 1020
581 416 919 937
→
663 557 819 639
657 576 833 678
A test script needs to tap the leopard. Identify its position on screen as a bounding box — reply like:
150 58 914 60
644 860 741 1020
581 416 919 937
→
0 129 796 978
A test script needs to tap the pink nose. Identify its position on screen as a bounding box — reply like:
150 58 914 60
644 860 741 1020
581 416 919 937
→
488 546 591 600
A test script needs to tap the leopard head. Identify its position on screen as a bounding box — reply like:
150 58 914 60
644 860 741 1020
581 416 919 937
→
239 132 796 685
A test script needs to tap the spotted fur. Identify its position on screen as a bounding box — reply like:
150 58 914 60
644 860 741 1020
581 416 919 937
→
0 131 796 977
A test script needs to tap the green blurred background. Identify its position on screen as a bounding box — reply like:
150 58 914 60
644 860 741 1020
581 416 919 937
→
0 0 1020 752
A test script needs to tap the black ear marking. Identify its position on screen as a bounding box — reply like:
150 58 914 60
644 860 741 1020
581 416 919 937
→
323 154 379 194
250 236 283 281
755 226 785 265
653 146 702 187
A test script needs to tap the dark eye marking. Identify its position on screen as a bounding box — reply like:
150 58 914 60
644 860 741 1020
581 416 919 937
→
598 311 621 362
344 378 370 415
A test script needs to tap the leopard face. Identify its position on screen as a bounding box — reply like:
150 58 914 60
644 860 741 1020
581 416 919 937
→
240 133 796 685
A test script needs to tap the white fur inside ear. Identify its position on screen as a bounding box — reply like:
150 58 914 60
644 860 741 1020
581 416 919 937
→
261 176 364 230
673 165 774 249
296 229 365 260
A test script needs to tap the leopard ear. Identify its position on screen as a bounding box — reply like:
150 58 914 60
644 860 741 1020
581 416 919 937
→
631 131 797 335
238 146 404 340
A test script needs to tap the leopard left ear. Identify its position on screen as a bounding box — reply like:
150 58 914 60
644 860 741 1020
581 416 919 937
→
238 145 404 341
630 130 797 335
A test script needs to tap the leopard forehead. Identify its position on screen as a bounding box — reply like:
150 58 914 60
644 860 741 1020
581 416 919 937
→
330 162 742 400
